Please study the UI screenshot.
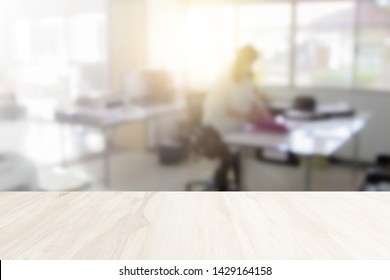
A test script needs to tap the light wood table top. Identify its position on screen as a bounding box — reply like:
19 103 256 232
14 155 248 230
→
0 192 390 260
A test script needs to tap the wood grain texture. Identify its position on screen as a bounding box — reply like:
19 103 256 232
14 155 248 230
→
0 192 390 260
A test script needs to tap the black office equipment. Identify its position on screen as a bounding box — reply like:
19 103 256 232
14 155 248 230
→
285 96 355 121
293 96 317 112
361 154 390 191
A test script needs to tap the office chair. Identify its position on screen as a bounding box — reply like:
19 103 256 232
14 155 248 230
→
183 92 239 191
361 154 390 191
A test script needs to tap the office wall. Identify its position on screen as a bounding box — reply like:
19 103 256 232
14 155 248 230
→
270 89 390 162
145 0 185 86
142 0 186 148
108 0 147 93
108 0 148 149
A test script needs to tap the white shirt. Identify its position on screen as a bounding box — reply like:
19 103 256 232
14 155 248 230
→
203 73 259 135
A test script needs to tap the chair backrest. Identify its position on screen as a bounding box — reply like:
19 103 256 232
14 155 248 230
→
184 91 230 160
192 125 229 159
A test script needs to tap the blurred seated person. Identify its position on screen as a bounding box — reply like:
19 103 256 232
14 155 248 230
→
202 45 270 191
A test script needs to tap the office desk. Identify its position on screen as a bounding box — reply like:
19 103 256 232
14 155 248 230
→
0 192 390 259
56 101 185 188
225 113 370 191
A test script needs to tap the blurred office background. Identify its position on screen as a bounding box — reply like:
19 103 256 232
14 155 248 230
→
0 0 390 191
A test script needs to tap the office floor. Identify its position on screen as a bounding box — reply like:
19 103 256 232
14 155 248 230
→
68 151 365 191
1 192 390 259
0 120 366 191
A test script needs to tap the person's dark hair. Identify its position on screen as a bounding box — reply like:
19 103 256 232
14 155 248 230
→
232 45 259 83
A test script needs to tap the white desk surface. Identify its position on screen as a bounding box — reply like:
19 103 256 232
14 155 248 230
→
225 113 370 157
56 100 185 128
0 192 390 260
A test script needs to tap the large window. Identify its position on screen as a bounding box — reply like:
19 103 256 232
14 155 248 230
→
0 0 108 102
11 14 107 101
355 0 390 90
295 1 355 87
239 3 292 86
184 0 390 92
